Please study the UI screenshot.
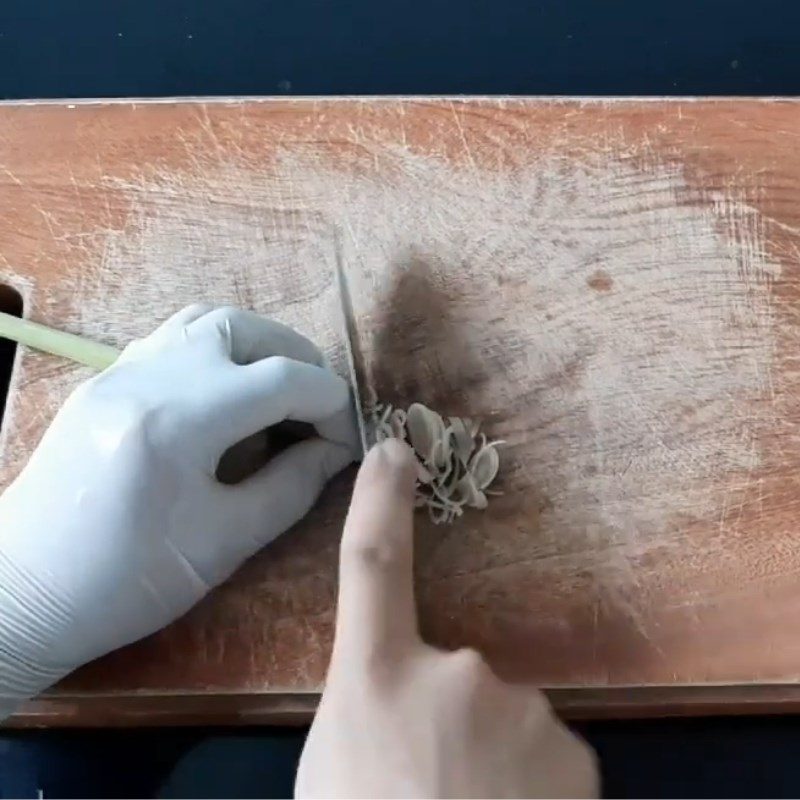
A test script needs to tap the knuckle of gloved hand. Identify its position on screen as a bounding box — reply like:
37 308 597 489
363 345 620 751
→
253 354 306 395
204 305 238 335
261 354 294 382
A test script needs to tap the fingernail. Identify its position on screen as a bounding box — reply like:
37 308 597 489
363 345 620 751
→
379 438 415 468
359 440 417 500
368 440 417 485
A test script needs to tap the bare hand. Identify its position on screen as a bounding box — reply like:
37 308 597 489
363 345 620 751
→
296 439 598 799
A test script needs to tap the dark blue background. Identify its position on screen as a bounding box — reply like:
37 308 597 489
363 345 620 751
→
0 0 797 98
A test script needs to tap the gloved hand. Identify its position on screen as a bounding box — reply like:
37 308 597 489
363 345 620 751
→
296 439 598 799
0 305 358 718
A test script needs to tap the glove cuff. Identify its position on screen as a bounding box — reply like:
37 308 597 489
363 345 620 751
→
0 550 69 718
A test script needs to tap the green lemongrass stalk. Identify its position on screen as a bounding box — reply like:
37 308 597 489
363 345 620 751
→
0 311 120 371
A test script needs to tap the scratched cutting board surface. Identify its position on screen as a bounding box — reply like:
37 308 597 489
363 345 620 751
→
2 98 800 720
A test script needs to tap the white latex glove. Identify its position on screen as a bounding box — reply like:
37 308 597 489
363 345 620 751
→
0 305 358 718
296 439 598 799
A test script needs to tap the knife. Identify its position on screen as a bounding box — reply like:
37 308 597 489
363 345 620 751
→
332 227 370 456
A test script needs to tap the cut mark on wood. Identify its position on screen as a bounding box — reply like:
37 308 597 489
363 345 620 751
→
587 269 614 293
0 284 22 431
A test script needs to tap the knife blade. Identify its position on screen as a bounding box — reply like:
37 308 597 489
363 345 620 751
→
333 227 370 456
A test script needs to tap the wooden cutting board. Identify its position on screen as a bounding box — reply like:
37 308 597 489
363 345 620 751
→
2 98 800 725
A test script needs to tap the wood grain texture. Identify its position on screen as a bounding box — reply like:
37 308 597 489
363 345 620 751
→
2 98 800 723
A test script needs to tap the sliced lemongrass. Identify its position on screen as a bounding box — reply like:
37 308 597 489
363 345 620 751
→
471 491 488 510
449 416 474 464
405 402 434 459
415 460 434 485
430 478 457 505
389 408 407 439
368 400 501 524
454 472 487 509
449 473 473 506
430 427 454 471
407 403 445 464
469 443 501 490
430 504 449 525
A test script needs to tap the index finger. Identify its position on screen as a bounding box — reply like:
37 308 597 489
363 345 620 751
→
189 306 326 367
332 439 420 666
204 355 359 455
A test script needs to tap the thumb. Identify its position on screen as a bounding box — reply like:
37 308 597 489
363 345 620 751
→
332 438 419 667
